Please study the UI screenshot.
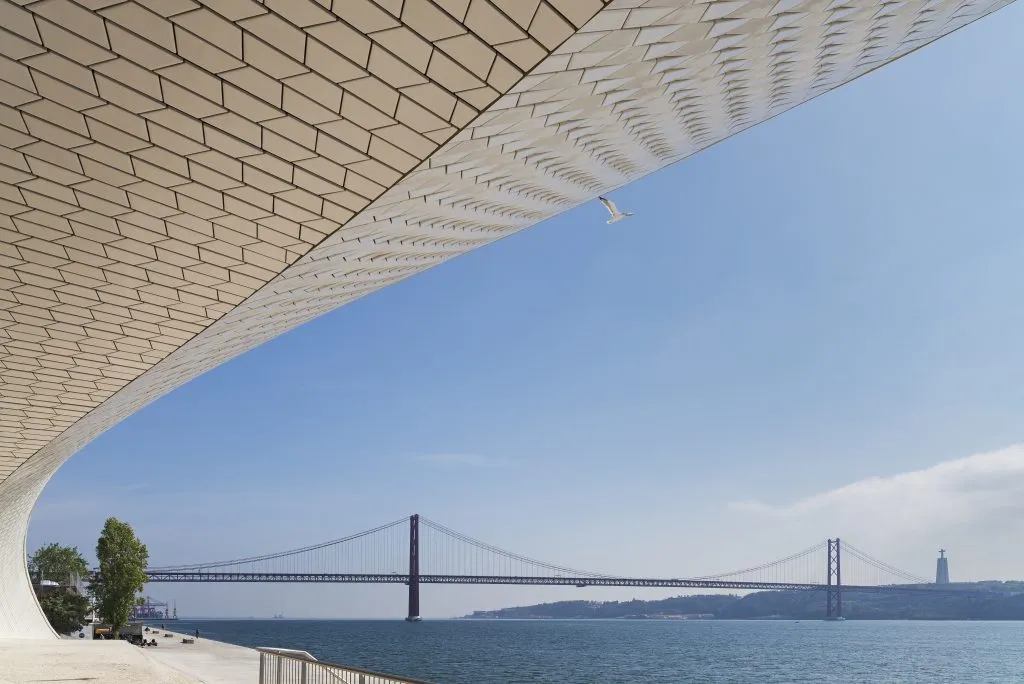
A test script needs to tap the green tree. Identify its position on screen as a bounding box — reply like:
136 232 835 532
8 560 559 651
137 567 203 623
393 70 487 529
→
92 518 149 635
28 543 89 584
36 588 90 634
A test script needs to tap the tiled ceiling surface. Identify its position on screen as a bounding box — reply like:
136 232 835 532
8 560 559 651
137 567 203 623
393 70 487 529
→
0 0 1014 637
0 0 604 484
0 0 609 638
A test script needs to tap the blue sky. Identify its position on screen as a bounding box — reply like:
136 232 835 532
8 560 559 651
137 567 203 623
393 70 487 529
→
29 6 1024 618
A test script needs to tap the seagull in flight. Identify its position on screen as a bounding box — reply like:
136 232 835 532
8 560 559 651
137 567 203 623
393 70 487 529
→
598 196 633 224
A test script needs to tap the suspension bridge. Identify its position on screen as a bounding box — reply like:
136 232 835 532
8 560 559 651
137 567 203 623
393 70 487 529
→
144 515 967 621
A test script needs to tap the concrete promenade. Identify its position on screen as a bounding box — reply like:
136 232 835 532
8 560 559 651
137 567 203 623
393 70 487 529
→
0 630 259 684
144 629 260 683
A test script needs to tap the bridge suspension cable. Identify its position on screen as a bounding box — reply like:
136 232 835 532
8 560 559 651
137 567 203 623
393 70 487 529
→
147 517 408 572
144 514 930 592
142 515 988 622
689 543 823 582
841 541 931 585
418 517 616 579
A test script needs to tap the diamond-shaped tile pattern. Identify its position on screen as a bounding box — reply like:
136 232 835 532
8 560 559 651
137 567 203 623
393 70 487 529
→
0 0 1013 637
0 0 608 638
0 0 592 480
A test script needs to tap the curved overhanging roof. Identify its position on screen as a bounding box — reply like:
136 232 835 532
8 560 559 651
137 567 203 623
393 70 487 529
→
0 0 1012 637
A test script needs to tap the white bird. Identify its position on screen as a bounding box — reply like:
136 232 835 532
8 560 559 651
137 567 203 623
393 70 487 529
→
598 196 633 224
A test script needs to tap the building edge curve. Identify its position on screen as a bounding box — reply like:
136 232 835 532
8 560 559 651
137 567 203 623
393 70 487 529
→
0 0 618 639
0 460 60 638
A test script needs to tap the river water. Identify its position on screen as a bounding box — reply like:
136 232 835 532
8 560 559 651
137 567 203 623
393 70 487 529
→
163 619 1024 683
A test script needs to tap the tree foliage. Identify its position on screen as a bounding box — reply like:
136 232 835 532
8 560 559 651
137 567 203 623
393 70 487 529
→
28 543 89 584
36 588 90 634
92 517 148 634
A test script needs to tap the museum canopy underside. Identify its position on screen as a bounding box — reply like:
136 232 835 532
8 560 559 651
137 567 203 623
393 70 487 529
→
0 0 1013 637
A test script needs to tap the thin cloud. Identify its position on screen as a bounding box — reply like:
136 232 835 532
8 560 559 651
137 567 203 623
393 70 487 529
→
413 453 514 469
728 444 1024 524
725 444 1024 580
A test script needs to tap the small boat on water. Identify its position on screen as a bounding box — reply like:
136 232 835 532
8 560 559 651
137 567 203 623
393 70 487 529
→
405 616 422 623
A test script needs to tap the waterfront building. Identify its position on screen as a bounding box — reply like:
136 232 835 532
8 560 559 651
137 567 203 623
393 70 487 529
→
0 0 1013 638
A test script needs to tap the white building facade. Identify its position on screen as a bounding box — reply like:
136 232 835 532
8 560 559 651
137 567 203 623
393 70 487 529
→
0 0 1013 637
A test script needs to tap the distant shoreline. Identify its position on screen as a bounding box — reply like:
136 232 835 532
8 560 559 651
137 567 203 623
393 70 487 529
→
455 616 1024 621
149 616 1024 622
461 583 1024 622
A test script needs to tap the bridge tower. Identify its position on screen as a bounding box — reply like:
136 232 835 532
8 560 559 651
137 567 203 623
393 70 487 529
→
826 538 842 619
406 514 421 622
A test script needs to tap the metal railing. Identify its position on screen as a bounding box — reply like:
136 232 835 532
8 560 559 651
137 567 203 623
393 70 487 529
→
257 647 434 684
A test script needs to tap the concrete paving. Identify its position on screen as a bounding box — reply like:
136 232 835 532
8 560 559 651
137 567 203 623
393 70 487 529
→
0 630 259 684
143 629 260 683
0 637 201 683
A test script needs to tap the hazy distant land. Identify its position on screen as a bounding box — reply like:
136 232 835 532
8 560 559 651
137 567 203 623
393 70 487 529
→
464 583 1024 621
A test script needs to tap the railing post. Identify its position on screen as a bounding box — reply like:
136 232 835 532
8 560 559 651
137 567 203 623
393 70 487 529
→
256 647 428 684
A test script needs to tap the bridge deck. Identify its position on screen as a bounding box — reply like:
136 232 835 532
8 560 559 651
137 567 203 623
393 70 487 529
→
143 572 963 594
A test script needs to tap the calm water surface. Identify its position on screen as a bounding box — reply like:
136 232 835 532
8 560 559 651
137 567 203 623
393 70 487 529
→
164 619 1024 683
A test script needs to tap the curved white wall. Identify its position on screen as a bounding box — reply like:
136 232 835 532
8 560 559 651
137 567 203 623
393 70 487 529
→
0 459 58 638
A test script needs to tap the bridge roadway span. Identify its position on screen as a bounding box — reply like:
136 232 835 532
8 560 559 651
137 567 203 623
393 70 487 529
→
144 571 948 594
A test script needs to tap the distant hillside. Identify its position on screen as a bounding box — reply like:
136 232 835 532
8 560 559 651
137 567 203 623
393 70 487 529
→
464 582 1024 621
